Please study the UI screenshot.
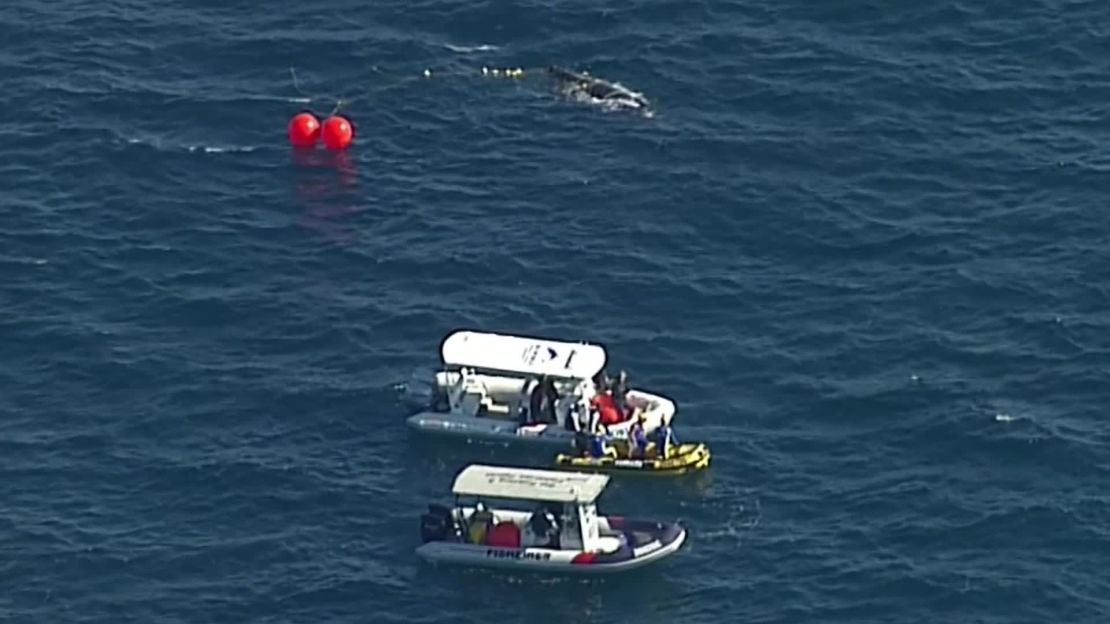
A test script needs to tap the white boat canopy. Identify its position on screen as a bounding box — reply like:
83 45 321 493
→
452 464 610 504
440 330 607 380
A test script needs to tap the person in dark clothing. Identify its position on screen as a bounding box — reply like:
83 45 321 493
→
529 505 559 547
519 376 538 424
543 377 558 406
592 370 610 392
610 370 631 416
528 376 545 422
628 413 648 459
573 429 590 454
653 416 679 459
529 375 559 424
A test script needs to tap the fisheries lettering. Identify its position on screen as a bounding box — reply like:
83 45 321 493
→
485 549 552 561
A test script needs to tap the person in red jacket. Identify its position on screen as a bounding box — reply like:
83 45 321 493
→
590 387 624 426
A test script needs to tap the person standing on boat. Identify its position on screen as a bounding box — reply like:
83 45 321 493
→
520 376 538 424
541 376 559 423
653 417 678 459
628 413 649 459
592 369 611 392
611 370 638 420
526 375 558 424
526 504 559 548
590 386 624 427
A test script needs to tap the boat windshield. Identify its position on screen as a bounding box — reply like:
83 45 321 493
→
454 495 565 515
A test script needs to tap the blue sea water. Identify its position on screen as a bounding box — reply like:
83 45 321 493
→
3 0 1110 621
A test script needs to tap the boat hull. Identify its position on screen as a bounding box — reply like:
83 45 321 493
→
407 387 676 448
416 518 686 575
406 411 579 446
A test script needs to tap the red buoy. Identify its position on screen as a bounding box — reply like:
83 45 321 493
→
287 112 321 148
321 115 354 150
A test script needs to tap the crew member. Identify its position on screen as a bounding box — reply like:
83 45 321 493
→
592 369 611 391
528 375 558 424
627 414 648 459
610 370 633 418
590 388 624 426
588 420 617 459
519 376 539 424
527 505 559 548
653 418 679 459
468 501 495 544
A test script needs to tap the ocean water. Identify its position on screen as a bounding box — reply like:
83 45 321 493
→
2 0 1109 622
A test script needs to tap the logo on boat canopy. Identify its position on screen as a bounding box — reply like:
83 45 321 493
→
486 548 552 561
521 344 559 367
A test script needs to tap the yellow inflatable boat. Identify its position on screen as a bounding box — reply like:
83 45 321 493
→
554 441 711 476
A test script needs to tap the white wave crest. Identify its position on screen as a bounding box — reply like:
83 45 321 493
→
444 43 501 53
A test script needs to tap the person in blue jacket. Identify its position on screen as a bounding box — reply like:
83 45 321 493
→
587 419 616 459
588 432 617 459
653 418 679 459
627 414 649 459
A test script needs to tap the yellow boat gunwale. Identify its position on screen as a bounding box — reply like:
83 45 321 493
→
553 442 711 476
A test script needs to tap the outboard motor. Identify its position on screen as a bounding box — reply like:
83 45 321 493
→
420 504 457 543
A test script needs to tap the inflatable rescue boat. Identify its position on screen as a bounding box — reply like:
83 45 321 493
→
555 441 711 476
416 464 687 575
406 330 677 447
